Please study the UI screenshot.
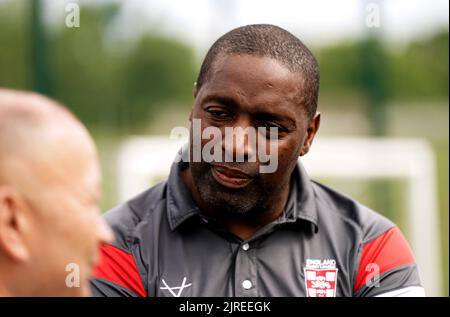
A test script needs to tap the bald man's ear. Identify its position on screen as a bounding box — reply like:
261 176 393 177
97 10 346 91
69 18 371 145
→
0 186 31 262
299 112 320 157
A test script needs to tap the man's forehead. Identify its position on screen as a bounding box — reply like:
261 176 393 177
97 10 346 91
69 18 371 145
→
198 54 304 118
210 54 298 84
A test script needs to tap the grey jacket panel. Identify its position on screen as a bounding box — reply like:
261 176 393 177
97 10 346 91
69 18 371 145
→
353 263 422 297
91 278 140 297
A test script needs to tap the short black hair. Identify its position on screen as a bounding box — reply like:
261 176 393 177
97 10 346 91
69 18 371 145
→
196 24 320 119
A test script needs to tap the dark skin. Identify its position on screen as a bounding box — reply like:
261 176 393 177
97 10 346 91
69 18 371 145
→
182 54 320 240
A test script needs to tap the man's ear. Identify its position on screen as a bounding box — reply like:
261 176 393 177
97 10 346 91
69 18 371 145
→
190 82 199 122
189 82 198 122
0 186 31 262
299 112 321 157
193 82 198 99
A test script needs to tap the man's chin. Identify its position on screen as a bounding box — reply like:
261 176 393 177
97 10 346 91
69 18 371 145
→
200 191 260 217
193 167 264 215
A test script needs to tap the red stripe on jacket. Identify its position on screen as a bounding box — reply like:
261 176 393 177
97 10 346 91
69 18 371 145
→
354 226 416 292
92 244 147 297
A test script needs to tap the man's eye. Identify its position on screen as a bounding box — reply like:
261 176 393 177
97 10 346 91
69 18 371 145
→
260 122 279 129
258 122 286 139
206 109 231 119
258 122 284 131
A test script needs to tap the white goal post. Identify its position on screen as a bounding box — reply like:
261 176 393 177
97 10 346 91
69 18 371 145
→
116 136 442 296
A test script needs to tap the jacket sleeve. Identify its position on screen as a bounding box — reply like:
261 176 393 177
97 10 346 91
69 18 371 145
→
353 226 425 297
90 243 147 297
90 278 141 297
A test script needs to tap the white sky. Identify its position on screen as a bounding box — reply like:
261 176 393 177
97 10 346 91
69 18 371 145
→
119 0 448 46
41 0 449 52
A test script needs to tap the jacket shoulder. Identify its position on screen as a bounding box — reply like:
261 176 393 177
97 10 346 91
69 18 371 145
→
311 181 422 296
103 181 167 250
311 181 394 242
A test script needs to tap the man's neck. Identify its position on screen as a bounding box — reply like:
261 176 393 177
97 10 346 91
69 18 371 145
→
181 167 290 241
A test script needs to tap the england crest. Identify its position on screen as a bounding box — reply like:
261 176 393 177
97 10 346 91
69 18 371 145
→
304 259 338 297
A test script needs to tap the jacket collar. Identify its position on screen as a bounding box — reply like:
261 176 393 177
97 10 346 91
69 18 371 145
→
167 150 318 233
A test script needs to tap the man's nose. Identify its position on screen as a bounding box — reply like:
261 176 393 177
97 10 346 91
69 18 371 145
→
223 120 257 162
95 216 114 244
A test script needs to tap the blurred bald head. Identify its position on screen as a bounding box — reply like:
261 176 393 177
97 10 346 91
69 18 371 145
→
0 88 86 149
0 89 112 297
0 89 95 181
0 89 100 206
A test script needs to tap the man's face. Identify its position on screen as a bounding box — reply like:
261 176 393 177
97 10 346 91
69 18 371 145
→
189 54 317 217
17 129 112 296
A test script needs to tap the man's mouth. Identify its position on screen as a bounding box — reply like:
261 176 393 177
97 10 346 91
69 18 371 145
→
210 163 254 189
